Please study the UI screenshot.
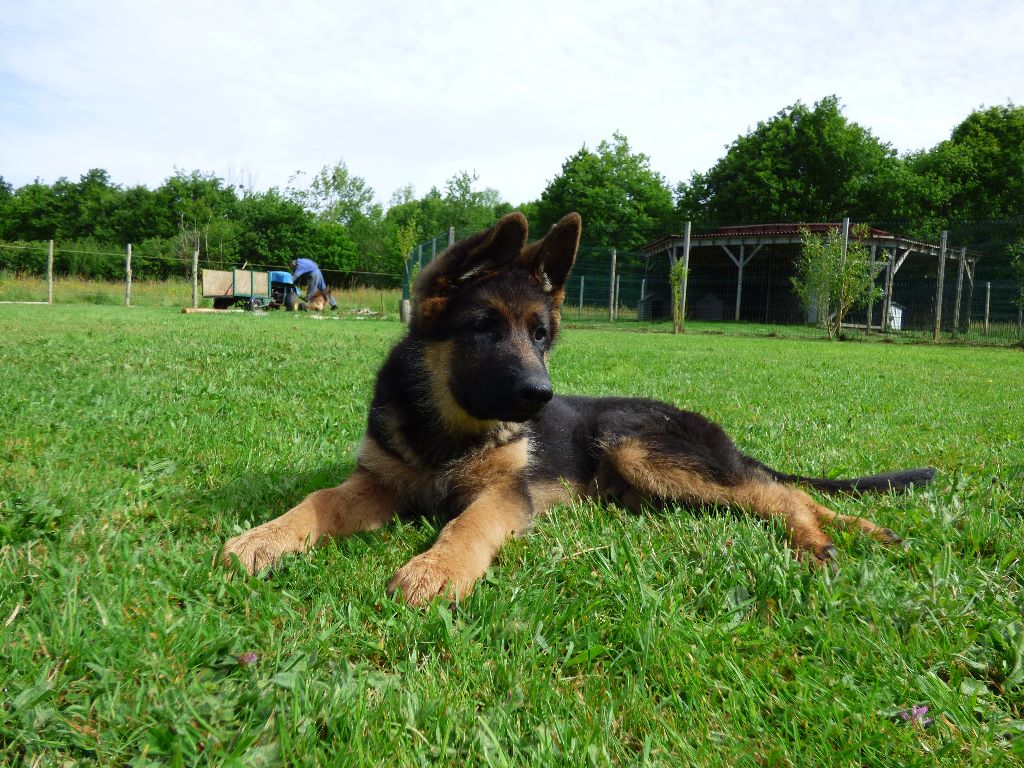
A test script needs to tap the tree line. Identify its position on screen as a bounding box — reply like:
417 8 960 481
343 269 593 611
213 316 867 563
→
1 96 1021 283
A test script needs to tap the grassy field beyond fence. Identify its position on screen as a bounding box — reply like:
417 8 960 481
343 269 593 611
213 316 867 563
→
0 304 1022 765
0 273 405 315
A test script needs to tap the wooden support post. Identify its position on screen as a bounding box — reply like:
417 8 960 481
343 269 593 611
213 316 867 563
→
448 226 455 247
614 274 621 321
608 249 617 322
124 243 133 306
964 259 975 334
578 275 584 319
984 282 991 335
680 221 691 333
721 242 761 323
882 247 895 331
46 239 54 304
953 247 966 334
933 231 947 341
866 242 876 331
735 245 745 322
192 247 200 308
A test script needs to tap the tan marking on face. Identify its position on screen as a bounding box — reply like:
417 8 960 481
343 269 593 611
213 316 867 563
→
485 295 552 374
416 294 449 328
422 340 502 435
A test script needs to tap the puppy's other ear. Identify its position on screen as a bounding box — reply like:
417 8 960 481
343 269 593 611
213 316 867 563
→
518 213 581 338
518 212 581 294
412 213 529 330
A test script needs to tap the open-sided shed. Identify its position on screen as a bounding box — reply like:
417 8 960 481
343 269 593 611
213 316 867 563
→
642 223 983 334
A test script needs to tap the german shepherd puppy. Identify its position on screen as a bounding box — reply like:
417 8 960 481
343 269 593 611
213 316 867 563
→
222 212 935 604
303 289 333 311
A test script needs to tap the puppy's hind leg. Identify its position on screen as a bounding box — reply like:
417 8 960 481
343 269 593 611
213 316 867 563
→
602 437 837 563
808 503 905 547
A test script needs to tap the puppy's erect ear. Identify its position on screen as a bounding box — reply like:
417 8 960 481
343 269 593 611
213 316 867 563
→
412 213 529 330
518 212 581 295
517 212 581 340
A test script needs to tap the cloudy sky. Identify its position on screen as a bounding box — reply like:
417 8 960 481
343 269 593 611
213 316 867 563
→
2 0 1021 205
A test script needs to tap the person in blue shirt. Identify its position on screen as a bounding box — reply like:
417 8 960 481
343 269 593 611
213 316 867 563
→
290 258 337 309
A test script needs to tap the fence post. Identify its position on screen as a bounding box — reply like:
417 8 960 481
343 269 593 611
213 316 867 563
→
734 245 745 322
124 243 133 306
964 260 975 334
953 247 966 334
448 227 455 247
192 247 200 308
578 275 584 319
608 249 617 322
681 221 692 333
614 274 621 321
47 239 54 304
984 282 991 335
933 231 947 341
882 245 895 332
866 242 876 331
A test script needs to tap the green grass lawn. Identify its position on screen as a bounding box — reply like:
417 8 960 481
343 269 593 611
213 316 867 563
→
1 305 1022 766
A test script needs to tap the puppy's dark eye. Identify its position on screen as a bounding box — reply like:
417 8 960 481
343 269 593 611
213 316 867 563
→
472 315 497 334
533 326 548 342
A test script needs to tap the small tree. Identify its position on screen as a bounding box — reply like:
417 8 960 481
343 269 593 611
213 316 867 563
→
792 224 879 339
670 258 688 334
1010 237 1024 310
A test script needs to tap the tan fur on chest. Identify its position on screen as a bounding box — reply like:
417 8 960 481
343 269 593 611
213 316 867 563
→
358 433 530 508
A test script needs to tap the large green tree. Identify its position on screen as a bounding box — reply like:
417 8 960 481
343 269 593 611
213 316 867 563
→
675 96 902 225
287 161 376 227
534 132 673 249
915 104 1024 221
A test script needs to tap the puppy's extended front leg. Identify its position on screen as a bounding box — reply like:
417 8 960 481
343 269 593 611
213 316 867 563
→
388 486 530 606
221 468 396 574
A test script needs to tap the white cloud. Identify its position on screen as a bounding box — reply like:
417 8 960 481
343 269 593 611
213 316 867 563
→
1 0 1021 203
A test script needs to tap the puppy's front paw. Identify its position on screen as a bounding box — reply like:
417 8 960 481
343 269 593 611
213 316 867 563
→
387 552 475 606
221 524 297 575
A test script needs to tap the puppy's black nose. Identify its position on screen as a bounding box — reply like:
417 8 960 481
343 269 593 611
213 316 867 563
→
518 378 553 405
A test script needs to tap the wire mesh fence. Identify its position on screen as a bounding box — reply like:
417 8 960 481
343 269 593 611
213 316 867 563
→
396 217 1023 344
5 216 1023 345
0 240 401 308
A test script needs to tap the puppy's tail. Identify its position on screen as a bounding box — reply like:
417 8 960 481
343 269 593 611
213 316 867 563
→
746 458 936 495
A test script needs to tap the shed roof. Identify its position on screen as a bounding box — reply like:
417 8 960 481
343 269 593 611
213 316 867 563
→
641 223 979 261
